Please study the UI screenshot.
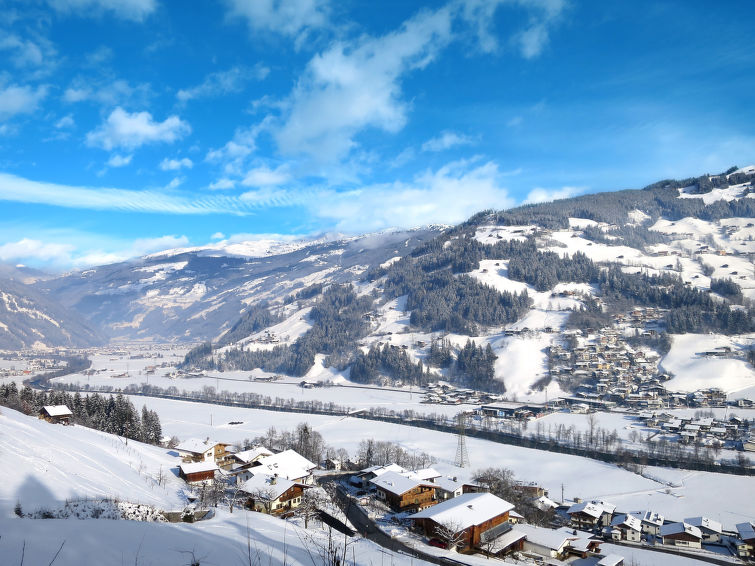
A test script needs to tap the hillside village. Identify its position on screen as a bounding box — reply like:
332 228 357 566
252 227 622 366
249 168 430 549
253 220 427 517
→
12 403 755 564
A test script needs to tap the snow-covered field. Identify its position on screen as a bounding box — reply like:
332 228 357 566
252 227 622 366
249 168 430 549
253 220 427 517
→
660 333 755 397
129 396 755 531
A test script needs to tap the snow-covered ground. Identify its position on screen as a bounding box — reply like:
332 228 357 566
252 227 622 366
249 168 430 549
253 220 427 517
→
660 333 755 397
0 407 431 566
129 396 755 531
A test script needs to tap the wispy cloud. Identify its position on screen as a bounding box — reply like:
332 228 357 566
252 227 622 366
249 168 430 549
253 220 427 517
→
0 84 48 119
0 172 253 215
421 130 474 152
106 153 133 167
241 164 291 187
47 0 157 22
176 64 270 104
86 107 191 151
160 157 193 171
225 0 330 44
63 78 152 108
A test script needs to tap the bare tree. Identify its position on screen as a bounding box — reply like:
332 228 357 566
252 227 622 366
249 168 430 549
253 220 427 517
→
434 519 466 551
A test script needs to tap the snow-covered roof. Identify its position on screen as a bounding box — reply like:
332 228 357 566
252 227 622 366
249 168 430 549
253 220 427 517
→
42 405 72 417
534 495 558 511
568 501 606 519
370 471 432 496
255 449 316 480
179 461 218 475
360 463 406 477
736 522 755 541
610 513 642 531
598 555 625 566
630 510 664 526
411 492 514 530
513 523 575 552
239 473 296 500
234 446 273 464
684 516 722 534
413 467 441 481
434 475 473 493
176 438 221 454
660 522 702 539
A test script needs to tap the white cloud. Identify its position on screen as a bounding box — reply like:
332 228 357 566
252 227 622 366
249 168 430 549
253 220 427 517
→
211 232 225 240
55 114 75 129
206 121 267 175
312 159 514 231
0 32 57 70
459 0 566 58
164 177 183 190
209 178 236 190
176 64 270 103
63 78 152 107
275 5 454 162
160 157 193 171
421 131 474 152
524 185 583 204
0 172 251 215
225 0 329 41
241 165 290 187
0 238 75 263
47 0 157 21
107 153 132 167
0 84 48 118
86 107 190 151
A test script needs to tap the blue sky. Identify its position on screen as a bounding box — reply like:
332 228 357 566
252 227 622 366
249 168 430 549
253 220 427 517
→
1 0 754 270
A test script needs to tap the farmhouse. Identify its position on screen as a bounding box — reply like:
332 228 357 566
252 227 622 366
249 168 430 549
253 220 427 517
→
176 438 231 465
659 522 703 548
233 446 274 466
512 523 577 559
608 514 642 542
684 516 723 542
239 473 306 514
178 461 218 485
628 510 664 535
411 492 515 551
370 471 436 512
38 405 73 424
567 500 616 529
253 449 317 485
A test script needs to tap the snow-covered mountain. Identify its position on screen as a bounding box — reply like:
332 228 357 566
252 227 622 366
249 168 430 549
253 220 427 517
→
35 227 444 342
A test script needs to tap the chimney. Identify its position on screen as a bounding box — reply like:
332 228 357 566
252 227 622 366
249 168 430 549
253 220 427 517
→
271 473 278 485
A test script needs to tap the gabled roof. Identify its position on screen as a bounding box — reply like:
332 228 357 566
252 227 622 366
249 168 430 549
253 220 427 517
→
370 471 434 496
412 492 514 531
660 522 702 539
629 510 664 526
610 514 642 531
513 524 576 552
568 502 604 519
684 516 722 535
176 438 222 455
239 473 296 501
255 449 316 480
360 463 406 477
234 446 274 464
42 405 72 417
413 467 441 481
179 461 218 475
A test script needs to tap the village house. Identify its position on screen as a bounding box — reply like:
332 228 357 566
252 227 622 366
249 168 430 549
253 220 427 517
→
432 475 480 501
370 471 437 512
411 492 515 551
684 516 723 543
735 522 755 558
354 463 407 488
176 438 232 466
178 461 219 485
628 510 664 536
511 524 578 559
659 522 703 549
608 514 642 542
239 473 306 514
571 555 625 566
38 405 73 425
567 501 616 530
253 449 317 485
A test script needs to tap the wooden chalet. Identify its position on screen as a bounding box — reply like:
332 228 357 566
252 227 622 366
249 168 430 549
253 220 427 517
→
411 492 515 550
567 500 615 529
239 473 306 514
735 522 755 559
659 522 703 549
39 405 73 424
176 438 232 465
370 471 436 512
179 461 219 485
